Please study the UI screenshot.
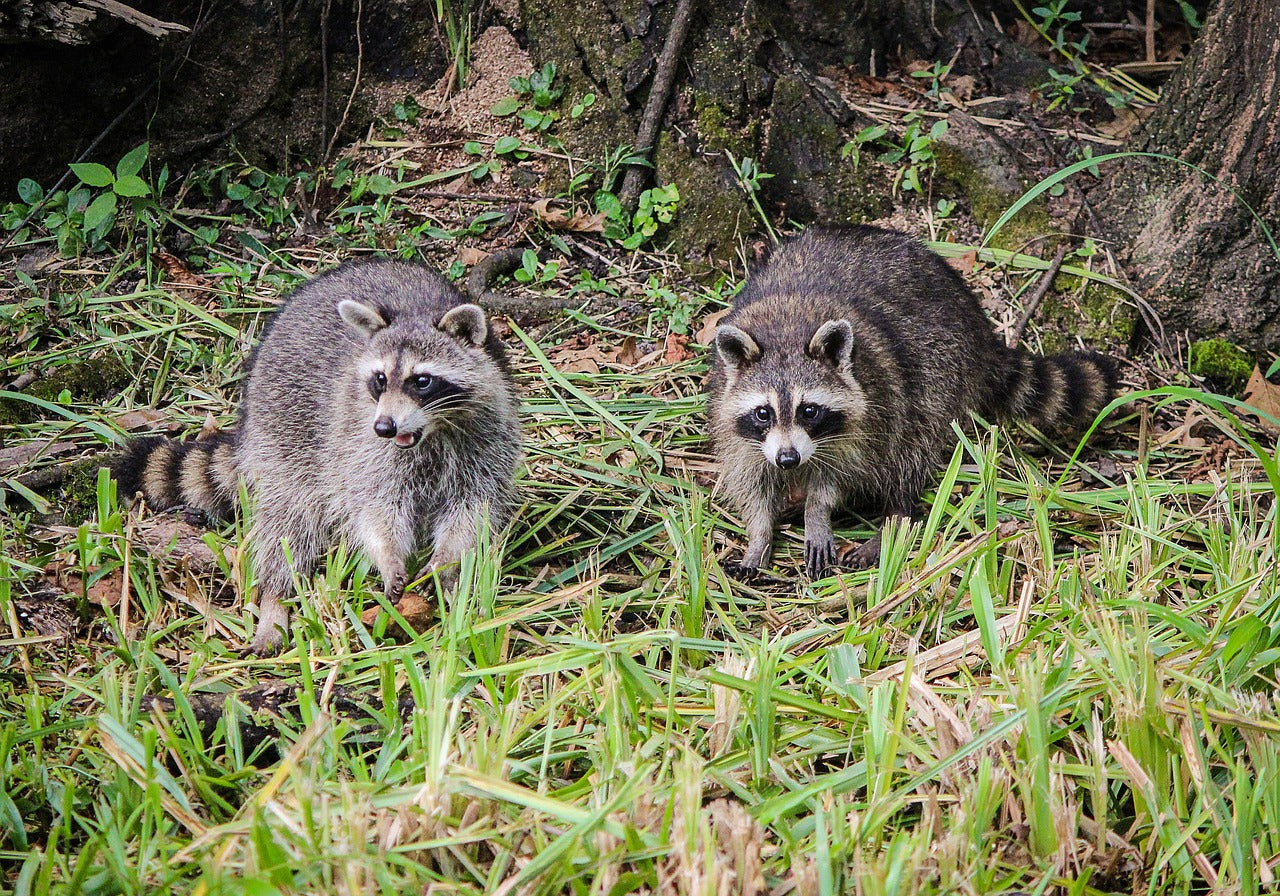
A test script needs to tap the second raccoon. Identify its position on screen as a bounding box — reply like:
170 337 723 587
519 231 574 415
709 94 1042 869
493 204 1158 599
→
707 225 1116 578
116 260 520 654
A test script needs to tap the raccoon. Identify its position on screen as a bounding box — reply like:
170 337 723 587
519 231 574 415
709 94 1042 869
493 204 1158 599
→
707 225 1116 578
116 259 521 654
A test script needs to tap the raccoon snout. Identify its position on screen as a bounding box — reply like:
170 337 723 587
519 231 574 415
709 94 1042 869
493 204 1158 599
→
776 447 802 469
374 416 398 438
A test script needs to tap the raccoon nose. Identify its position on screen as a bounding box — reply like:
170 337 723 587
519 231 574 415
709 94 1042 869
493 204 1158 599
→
373 416 398 438
776 447 801 469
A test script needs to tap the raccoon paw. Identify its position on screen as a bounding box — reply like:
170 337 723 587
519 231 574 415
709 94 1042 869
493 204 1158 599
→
723 560 762 581
385 573 407 605
839 535 882 570
805 538 837 579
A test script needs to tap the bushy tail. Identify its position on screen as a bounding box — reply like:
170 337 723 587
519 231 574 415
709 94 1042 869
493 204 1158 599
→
986 349 1117 430
114 431 240 520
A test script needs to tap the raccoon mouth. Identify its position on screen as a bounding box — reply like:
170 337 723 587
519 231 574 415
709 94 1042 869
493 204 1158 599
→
392 432 420 449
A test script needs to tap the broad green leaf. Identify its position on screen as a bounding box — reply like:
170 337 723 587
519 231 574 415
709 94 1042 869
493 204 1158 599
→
69 162 114 188
82 192 117 233
490 96 520 117
112 174 150 198
16 178 42 205
594 190 623 222
493 135 522 155
115 142 149 179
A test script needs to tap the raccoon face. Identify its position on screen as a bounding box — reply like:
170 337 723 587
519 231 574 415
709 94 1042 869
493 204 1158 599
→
340 300 492 448
726 388 849 469
714 321 866 470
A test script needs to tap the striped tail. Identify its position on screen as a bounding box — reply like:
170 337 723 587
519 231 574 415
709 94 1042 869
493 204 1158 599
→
114 431 240 520
986 349 1117 430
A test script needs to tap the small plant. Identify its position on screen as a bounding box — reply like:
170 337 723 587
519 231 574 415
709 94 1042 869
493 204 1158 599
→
593 183 680 250
392 95 421 125
726 152 777 242
842 116 948 196
644 275 694 335
1032 0 1086 56
2 143 156 255
512 249 560 285
492 63 565 132
911 61 954 108
431 0 475 90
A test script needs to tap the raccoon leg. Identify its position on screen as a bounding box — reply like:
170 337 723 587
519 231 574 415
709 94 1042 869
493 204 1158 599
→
725 488 777 579
245 511 322 656
803 484 840 579
427 508 483 590
352 510 412 604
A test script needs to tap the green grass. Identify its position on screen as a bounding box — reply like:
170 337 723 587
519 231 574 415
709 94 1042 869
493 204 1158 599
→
4 163 1280 895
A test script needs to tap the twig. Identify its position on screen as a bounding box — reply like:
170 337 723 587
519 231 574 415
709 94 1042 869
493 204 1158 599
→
618 0 697 211
5 370 41 392
1145 0 1157 63
1010 244 1069 348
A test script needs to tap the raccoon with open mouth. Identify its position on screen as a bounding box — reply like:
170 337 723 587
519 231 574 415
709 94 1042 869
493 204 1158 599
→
116 259 520 654
707 225 1116 579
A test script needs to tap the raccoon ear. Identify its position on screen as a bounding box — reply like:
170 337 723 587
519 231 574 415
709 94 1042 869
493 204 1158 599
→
808 320 856 369
438 303 489 347
337 300 388 339
714 325 761 373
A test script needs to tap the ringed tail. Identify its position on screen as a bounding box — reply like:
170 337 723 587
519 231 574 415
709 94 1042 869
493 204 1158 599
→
988 348 1117 430
114 431 240 520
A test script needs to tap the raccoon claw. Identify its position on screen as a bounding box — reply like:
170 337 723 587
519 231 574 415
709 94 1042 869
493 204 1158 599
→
385 574 407 605
723 561 762 581
839 535 882 570
805 539 838 579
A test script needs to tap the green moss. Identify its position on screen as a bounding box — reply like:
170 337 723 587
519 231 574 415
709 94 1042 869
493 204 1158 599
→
934 144 1052 252
653 131 753 271
0 356 131 424
50 459 108 527
1189 338 1254 394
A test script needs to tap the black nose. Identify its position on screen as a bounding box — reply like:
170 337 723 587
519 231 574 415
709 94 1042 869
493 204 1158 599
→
776 448 801 469
374 416 398 438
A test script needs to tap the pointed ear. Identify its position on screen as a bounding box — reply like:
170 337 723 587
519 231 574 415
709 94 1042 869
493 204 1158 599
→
437 303 488 347
807 320 856 369
337 300 388 338
714 325 761 375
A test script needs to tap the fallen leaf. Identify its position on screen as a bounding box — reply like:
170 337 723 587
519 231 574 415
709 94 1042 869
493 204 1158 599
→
615 335 644 367
457 246 489 266
663 333 694 364
1243 365 1280 423
531 197 607 233
946 250 978 275
197 413 222 440
153 251 208 291
695 308 731 346
361 591 434 640
114 407 168 431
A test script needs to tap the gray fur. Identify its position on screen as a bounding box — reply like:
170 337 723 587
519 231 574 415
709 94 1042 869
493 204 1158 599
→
118 259 521 654
707 225 1116 578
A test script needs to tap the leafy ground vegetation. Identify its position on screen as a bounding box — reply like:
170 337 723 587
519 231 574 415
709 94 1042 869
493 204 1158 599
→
3 6 1280 894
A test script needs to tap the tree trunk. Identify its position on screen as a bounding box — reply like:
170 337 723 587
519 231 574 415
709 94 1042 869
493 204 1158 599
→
1095 0 1280 351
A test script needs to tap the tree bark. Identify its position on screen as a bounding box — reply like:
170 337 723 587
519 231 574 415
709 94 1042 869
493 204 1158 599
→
1095 0 1280 351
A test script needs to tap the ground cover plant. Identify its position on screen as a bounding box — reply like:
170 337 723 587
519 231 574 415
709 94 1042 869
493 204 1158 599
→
4 24 1280 896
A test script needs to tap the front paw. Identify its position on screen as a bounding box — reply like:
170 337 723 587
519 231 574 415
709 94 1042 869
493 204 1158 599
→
805 537 837 579
723 560 762 581
838 534 882 570
385 572 407 605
